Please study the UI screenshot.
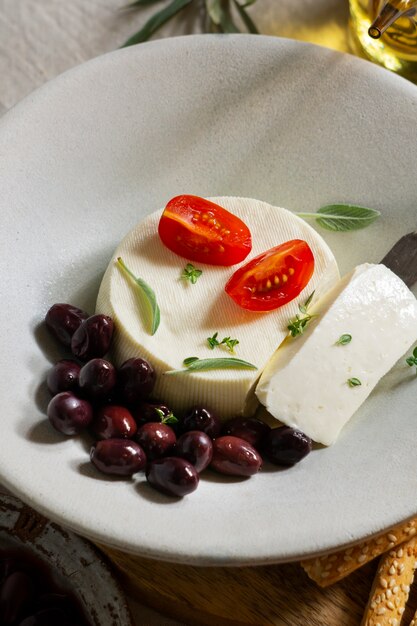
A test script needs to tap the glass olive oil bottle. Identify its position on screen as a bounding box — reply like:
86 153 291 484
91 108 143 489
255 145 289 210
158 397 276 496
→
349 0 417 81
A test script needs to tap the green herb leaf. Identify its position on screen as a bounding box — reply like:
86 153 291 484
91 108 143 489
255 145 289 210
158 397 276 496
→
347 377 362 387
166 356 257 374
221 337 239 353
232 0 259 33
336 334 352 346
287 292 317 338
296 205 381 232
183 356 199 366
123 0 164 8
155 408 179 425
117 257 160 335
121 0 193 46
182 263 203 285
406 348 417 373
207 332 220 350
207 332 239 353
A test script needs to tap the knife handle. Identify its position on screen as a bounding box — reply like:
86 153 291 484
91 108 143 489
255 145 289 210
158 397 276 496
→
380 231 417 288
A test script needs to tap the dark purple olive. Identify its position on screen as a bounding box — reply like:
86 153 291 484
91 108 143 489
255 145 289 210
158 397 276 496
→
90 439 146 476
221 416 271 450
78 358 116 400
136 423 176 461
146 457 199 496
45 303 89 348
117 358 155 404
46 360 81 396
71 314 114 361
262 426 312 466
211 436 262 477
175 431 213 472
0 571 34 625
47 392 93 435
179 406 221 439
92 405 137 440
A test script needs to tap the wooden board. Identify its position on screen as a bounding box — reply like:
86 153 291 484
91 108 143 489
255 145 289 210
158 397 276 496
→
98 543 377 626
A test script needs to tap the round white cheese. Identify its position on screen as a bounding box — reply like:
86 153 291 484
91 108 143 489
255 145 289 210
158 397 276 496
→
96 197 340 418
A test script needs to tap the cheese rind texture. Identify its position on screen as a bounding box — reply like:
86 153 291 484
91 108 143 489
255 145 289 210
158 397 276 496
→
96 197 339 417
255 263 417 445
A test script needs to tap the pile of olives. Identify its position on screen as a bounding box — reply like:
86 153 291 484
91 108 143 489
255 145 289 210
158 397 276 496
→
44 303 312 497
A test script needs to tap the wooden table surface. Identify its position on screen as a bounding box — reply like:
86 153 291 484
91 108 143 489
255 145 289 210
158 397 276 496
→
0 2 376 624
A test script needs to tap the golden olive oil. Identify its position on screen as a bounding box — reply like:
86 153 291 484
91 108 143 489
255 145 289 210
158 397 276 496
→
349 0 417 81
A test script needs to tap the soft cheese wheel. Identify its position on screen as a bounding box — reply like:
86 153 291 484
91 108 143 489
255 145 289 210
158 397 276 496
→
256 263 417 445
96 197 339 418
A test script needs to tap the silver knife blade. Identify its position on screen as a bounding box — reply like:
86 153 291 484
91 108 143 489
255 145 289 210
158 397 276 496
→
380 231 417 288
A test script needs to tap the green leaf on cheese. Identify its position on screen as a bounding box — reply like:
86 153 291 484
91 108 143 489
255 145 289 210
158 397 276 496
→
166 357 257 374
117 256 160 335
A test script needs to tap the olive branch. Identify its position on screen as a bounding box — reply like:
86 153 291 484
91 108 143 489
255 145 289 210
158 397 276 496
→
121 0 259 47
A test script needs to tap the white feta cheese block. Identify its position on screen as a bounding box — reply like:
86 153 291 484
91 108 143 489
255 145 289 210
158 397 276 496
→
96 197 339 418
255 263 417 445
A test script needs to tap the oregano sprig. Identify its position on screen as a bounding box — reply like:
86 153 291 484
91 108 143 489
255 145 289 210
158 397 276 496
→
181 263 202 285
287 292 317 338
155 408 178 424
207 332 239 353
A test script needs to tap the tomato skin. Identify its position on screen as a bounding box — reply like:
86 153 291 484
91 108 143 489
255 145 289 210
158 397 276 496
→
158 195 252 266
225 240 314 312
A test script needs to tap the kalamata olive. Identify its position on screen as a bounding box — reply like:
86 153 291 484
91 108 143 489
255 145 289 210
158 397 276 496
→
117 358 155 404
90 439 146 476
262 426 312 466
71 314 113 361
179 406 221 439
0 571 33 625
78 358 116 400
175 431 213 472
47 392 93 435
221 416 271 450
211 436 262 477
136 423 176 461
46 360 81 396
146 457 199 496
45 303 89 348
92 405 137 440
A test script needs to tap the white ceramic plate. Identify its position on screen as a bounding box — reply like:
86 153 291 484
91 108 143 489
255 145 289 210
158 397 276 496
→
1 35 417 566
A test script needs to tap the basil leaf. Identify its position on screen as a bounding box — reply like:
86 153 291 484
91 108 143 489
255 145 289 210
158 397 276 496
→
121 0 193 46
117 257 160 335
166 357 257 374
413 346 417 358
296 205 381 232
233 0 259 33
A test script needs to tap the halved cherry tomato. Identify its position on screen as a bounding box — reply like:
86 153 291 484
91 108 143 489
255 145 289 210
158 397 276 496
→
225 240 314 311
158 195 252 266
